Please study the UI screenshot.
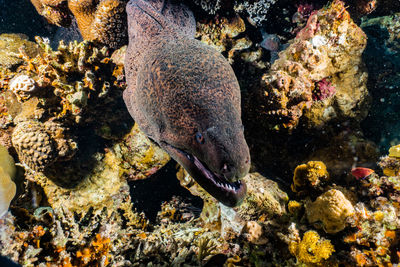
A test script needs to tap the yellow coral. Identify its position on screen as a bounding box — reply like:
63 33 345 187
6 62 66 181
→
289 230 335 266
288 200 302 215
292 161 329 193
306 189 355 233
388 144 400 158
0 144 16 217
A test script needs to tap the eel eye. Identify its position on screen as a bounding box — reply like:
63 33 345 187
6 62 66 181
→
195 132 205 144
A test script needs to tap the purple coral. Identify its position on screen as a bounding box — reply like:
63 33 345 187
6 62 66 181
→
312 78 336 101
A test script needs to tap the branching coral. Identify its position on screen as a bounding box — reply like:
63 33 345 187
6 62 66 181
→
12 36 124 124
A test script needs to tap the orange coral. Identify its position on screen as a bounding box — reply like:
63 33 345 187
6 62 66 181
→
76 233 111 266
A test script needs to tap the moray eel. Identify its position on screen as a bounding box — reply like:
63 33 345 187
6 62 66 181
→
123 0 250 207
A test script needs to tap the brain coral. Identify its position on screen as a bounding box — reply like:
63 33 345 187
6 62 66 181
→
11 120 77 172
12 120 58 171
306 189 355 234
253 0 369 130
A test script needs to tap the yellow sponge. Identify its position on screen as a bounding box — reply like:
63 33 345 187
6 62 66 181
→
0 145 16 217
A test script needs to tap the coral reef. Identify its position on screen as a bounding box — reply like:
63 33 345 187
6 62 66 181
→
116 123 170 181
30 0 72 27
291 161 329 195
288 230 335 266
30 0 128 49
306 189 355 234
12 120 77 172
236 0 278 26
0 34 40 70
0 145 16 217
379 144 400 177
251 0 369 130
1 0 400 266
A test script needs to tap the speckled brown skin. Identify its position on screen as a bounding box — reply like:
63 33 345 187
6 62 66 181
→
124 0 250 207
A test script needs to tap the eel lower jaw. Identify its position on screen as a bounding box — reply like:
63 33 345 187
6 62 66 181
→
160 142 247 207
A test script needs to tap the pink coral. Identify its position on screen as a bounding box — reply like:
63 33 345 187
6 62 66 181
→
312 78 335 101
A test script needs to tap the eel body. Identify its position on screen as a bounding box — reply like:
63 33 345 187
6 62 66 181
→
123 0 250 207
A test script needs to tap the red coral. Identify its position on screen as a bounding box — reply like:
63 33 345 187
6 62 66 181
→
312 78 336 101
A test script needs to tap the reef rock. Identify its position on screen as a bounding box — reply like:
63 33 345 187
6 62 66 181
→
177 170 288 227
253 0 369 130
306 189 355 234
115 123 170 181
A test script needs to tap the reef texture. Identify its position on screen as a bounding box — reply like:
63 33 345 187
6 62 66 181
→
251 0 369 130
0 34 40 70
30 0 128 49
1 0 400 266
306 189 355 234
291 161 329 195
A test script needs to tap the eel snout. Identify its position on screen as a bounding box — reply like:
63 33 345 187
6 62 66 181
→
161 140 250 207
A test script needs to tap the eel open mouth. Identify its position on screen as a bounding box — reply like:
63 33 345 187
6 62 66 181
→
161 142 247 207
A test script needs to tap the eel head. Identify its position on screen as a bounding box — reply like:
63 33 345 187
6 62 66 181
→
159 122 250 207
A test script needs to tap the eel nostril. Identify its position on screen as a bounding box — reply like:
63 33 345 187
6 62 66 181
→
221 163 229 173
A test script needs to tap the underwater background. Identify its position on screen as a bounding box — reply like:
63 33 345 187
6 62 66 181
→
0 0 399 266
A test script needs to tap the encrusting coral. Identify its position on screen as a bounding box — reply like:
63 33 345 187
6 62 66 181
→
0 145 16 217
306 189 355 234
252 0 369 130
30 0 128 49
0 34 40 70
